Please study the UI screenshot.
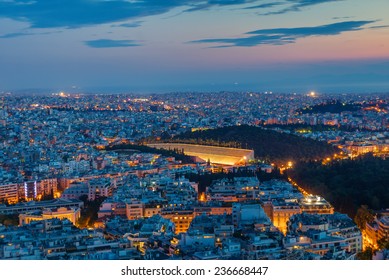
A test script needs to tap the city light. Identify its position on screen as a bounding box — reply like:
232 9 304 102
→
0 0 388 269
0 90 388 262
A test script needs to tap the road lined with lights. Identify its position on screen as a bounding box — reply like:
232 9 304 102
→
287 177 309 196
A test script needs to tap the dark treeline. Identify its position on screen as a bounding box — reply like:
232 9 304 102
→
288 154 389 218
77 195 105 228
184 167 286 194
170 125 339 164
297 100 360 114
104 143 195 164
0 214 19 227
261 123 358 132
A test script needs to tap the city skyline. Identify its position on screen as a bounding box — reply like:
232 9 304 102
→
1 91 388 260
0 0 389 93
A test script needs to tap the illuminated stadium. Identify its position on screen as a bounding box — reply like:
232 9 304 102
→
147 143 254 165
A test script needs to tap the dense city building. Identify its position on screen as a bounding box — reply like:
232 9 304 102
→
1 91 387 260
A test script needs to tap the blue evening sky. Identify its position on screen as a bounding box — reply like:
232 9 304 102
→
0 0 388 93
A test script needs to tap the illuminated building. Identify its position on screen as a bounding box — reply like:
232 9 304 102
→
188 214 234 245
259 179 304 201
38 178 58 198
19 207 81 226
0 218 140 260
0 198 83 215
287 213 362 256
122 215 175 255
98 200 127 218
0 183 18 204
364 218 380 247
206 177 260 202
160 176 197 205
377 216 389 242
19 179 58 201
24 181 38 201
327 214 363 253
143 206 162 218
88 178 115 200
271 201 301 234
161 208 194 234
347 144 377 155
299 195 334 214
126 201 144 220
206 183 238 202
193 206 232 216
365 220 380 247
147 143 254 165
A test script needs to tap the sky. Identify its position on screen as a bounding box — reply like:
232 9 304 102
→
0 0 389 93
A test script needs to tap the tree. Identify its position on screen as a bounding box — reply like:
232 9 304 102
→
76 196 105 228
356 247 374 260
354 205 374 230
0 214 19 227
41 190 54 201
289 156 389 218
171 125 339 164
377 238 389 250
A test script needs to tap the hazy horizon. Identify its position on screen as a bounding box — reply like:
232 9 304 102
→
1 0 388 93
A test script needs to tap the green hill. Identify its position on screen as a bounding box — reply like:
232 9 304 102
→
288 154 389 218
168 125 339 165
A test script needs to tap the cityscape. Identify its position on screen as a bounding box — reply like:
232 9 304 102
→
0 0 388 263
0 91 388 260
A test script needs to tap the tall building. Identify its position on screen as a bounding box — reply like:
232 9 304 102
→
24 181 38 201
0 183 18 204
377 216 389 242
38 178 58 198
271 200 301 234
